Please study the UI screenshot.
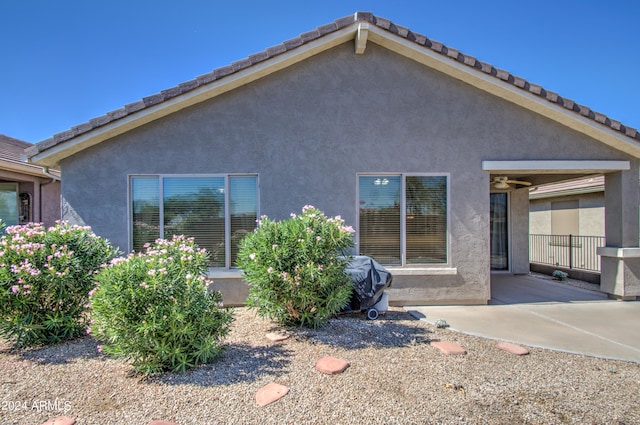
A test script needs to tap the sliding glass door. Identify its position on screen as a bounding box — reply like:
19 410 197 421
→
490 193 508 270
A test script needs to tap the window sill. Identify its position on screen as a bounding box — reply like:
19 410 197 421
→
385 267 457 276
206 267 458 279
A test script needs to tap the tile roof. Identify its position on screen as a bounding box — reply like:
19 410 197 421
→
529 176 604 199
0 134 32 163
25 11 639 159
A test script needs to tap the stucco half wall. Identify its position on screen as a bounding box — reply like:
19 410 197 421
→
57 41 634 305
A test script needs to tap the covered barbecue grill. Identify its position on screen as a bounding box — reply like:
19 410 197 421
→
344 256 392 320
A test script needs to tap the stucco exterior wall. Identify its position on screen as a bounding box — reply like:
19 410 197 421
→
529 192 605 237
58 41 633 305
510 188 530 274
529 202 552 235
579 194 605 236
39 180 61 227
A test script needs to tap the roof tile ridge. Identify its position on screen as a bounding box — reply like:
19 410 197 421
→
29 11 640 151
0 134 31 147
29 14 356 149
370 13 639 141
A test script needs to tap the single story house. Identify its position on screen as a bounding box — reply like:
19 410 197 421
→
530 176 605 237
0 134 60 227
25 12 640 304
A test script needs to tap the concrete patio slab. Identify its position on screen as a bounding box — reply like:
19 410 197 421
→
406 274 640 363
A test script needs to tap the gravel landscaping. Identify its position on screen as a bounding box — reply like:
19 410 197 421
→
1 307 639 425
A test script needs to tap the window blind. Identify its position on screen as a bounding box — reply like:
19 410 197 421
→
358 176 401 264
131 177 160 252
163 177 226 267
229 176 258 266
405 176 447 264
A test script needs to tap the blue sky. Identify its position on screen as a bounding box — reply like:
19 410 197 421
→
1 0 638 143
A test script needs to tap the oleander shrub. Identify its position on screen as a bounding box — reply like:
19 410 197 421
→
237 205 355 328
0 222 117 347
89 235 233 375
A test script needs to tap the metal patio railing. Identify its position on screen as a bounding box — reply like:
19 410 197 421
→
529 234 606 272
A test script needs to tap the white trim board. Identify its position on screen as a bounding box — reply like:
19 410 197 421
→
482 160 630 174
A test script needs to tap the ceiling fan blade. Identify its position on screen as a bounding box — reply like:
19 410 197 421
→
506 179 532 186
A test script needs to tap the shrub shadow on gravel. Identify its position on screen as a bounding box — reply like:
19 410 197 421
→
15 336 103 365
285 310 432 349
148 343 293 387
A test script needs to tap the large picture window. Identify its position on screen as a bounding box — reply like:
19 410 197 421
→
130 175 258 268
358 174 448 265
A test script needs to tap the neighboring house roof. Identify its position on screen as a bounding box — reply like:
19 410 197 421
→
0 134 31 162
24 11 640 168
529 176 604 200
0 134 59 178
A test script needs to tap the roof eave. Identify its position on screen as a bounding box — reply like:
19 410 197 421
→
0 158 54 178
26 15 640 168
27 23 362 169
365 26 640 158
529 185 604 200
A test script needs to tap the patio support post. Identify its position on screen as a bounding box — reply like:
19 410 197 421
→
598 165 640 300
510 187 530 274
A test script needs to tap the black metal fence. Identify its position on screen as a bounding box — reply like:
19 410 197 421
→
529 234 606 272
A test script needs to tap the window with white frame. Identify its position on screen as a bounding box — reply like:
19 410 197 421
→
130 175 258 267
358 174 448 265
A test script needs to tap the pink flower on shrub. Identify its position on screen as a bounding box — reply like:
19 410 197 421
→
267 267 274 274
140 282 149 289
10 285 19 293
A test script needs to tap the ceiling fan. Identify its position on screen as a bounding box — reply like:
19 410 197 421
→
491 176 532 189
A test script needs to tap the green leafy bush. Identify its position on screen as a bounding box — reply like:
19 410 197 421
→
552 270 569 281
89 235 233 375
0 222 117 347
237 205 355 327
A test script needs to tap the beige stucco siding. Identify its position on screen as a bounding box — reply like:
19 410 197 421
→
530 192 605 237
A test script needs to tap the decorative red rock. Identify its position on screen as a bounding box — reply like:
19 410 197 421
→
256 383 289 406
496 341 530 355
40 418 76 425
266 332 289 342
315 356 350 374
148 421 180 425
430 341 466 355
